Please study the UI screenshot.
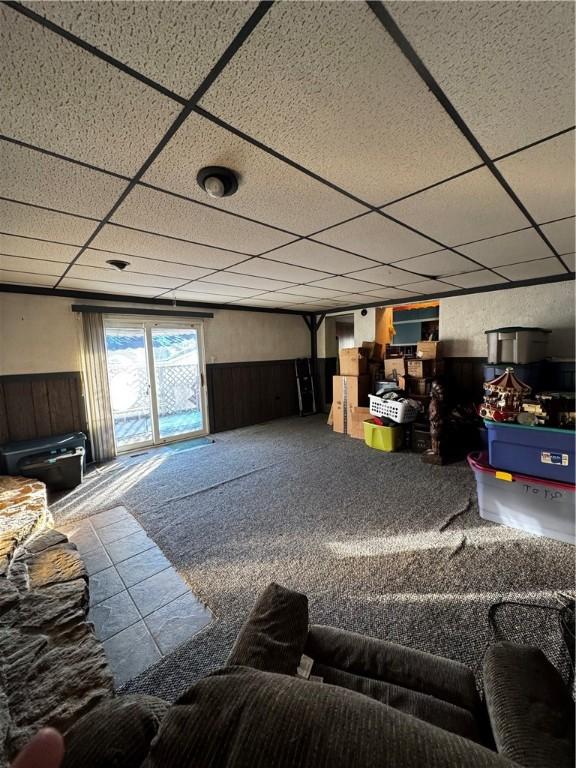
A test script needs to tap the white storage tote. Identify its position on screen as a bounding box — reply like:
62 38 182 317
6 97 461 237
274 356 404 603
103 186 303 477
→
468 451 575 545
368 394 420 424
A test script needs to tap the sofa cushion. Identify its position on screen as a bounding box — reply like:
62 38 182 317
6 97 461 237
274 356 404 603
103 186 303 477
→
312 661 482 743
62 694 169 768
306 624 481 716
226 582 309 675
483 642 575 768
144 666 515 768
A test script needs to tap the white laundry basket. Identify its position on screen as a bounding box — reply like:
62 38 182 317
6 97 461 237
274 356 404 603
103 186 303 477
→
368 394 420 424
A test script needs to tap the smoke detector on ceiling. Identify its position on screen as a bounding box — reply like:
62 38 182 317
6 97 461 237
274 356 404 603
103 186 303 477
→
197 166 239 198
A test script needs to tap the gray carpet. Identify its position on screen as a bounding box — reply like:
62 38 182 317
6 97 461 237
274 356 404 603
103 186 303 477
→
51 416 574 700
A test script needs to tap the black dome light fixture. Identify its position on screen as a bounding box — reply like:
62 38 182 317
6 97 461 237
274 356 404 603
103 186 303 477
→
106 259 130 271
197 166 239 198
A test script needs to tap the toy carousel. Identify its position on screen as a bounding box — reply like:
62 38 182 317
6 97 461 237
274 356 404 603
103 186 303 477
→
479 367 531 422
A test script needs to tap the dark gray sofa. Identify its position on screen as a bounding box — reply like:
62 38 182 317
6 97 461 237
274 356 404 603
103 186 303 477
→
61 583 574 768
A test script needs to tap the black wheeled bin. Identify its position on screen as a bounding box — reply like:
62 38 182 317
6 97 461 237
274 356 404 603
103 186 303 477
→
0 432 87 490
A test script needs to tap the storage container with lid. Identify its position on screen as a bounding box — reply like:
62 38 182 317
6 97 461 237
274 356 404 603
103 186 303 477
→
485 326 550 364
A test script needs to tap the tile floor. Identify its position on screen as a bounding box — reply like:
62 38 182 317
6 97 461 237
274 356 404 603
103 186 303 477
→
59 506 213 686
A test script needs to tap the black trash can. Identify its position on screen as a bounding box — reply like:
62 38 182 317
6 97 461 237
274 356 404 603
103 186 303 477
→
18 446 85 491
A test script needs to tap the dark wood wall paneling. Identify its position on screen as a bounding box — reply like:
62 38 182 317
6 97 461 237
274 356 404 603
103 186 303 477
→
206 359 300 433
0 372 87 444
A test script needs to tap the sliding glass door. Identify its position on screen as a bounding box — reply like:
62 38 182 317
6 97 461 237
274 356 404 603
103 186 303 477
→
104 320 207 452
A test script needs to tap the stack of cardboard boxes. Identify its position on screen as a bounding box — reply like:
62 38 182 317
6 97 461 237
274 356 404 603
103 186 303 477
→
331 343 382 440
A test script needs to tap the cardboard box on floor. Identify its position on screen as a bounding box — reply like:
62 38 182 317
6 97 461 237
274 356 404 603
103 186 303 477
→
332 375 370 434
349 406 371 439
339 347 369 376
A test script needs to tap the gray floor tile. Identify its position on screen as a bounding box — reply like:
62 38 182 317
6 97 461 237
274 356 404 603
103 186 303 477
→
59 520 100 555
90 505 132 530
104 531 156 564
103 620 161 687
89 566 125 606
82 545 113 576
145 592 212 654
116 546 171 588
97 516 142 544
128 567 189 617
88 590 141 641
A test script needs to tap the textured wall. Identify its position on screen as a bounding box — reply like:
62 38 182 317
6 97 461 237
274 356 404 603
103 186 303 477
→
0 293 82 374
439 281 575 358
0 292 310 375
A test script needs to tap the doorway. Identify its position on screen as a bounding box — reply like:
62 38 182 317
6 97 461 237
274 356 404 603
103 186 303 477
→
103 319 208 452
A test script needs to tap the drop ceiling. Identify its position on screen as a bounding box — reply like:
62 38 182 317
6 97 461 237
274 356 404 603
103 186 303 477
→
0 0 574 314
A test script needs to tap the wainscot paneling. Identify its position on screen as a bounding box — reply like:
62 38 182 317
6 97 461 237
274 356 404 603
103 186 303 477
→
206 359 300 433
0 372 88 444
317 357 338 412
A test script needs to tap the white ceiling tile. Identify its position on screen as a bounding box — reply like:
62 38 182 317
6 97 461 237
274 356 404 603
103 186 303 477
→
392 250 478 277
457 229 553 268
0 269 57 287
540 218 576 256
25 1 258 97
331 294 374 305
361 287 429 300
307 276 385 293
227 258 327 283
442 271 507 289
387 1 575 156
264 240 378 273
229 297 287 307
0 255 62 275
346 264 426 286
0 233 77 262
314 212 436 261
0 199 96 245
78 248 215 281
280 285 347 299
143 112 364 234
496 133 576 223
111 186 293 255
91 225 244 270
198 272 293 291
495 258 568 281
386 168 528 245
177 282 261 298
66 264 182 289
253 292 307 304
172 290 235 304
58 279 164 297
561 252 575 271
394 280 447 295
200 2 479 205
0 141 128 219
1 6 180 175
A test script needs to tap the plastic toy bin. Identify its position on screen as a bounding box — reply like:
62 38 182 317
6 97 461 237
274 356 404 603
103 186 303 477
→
363 420 403 452
467 452 575 545
485 421 575 484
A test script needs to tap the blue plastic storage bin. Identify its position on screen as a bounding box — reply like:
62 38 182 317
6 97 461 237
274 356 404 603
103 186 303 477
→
485 421 575 484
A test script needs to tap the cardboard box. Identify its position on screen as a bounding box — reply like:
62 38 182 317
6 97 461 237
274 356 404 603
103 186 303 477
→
349 406 371 439
361 341 383 361
332 375 370 433
339 347 369 376
384 358 405 379
406 358 436 378
417 341 442 359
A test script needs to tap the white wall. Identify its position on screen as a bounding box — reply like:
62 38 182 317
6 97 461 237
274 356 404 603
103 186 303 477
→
439 281 575 358
0 292 310 375
317 308 376 358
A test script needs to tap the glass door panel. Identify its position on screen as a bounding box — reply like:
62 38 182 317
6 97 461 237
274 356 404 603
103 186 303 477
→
104 327 154 450
150 327 205 440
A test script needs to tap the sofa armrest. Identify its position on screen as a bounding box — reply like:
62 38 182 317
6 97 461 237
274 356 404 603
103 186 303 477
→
226 583 309 675
483 642 575 768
